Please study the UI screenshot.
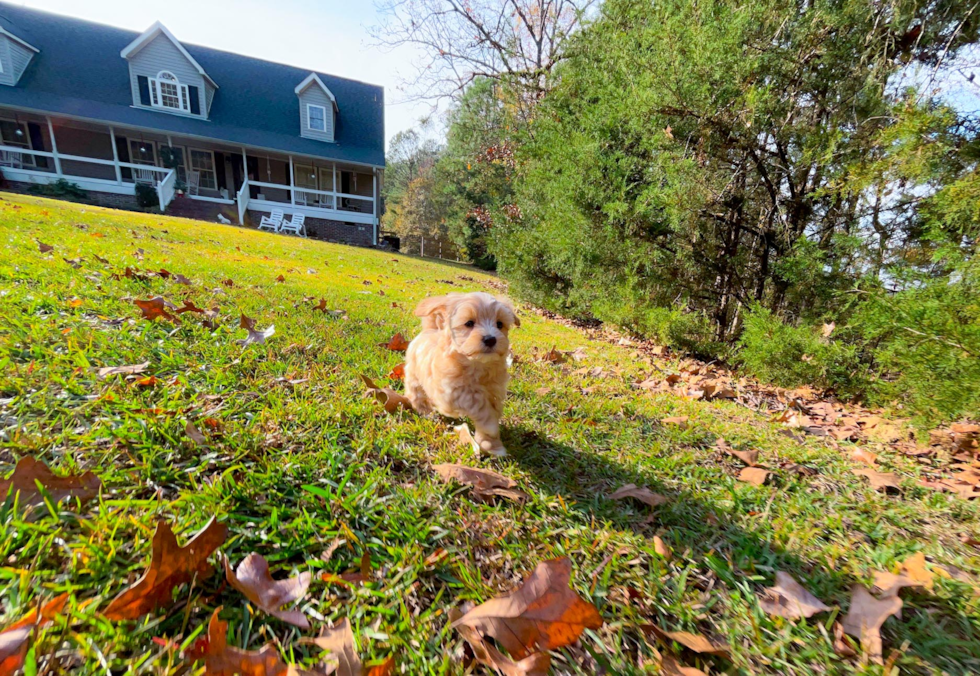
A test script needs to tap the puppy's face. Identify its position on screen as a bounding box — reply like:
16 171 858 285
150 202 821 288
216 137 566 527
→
415 292 519 359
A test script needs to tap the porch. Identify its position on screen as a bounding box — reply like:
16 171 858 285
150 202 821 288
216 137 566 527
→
0 108 380 240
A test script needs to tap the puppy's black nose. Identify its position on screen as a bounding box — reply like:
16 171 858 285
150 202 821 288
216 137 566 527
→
483 336 497 348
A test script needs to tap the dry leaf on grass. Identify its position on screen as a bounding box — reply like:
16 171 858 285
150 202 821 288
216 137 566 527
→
822 322 836 338
452 558 603 660
37 240 54 253
853 468 900 492
185 608 288 676
98 362 150 378
134 297 180 322
0 457 101 511
538 347 566 365
662 416 689 429
841 584 902 665
379 333 409 352
653 536 672 560
715 438 758 466
758 571 831 619
175 300 206 315
452 610 551 676
659 654 707 676
643 625 730 657
104 517 228 620
850 449 878 466
360 375 413 414
387 363 405 380
185 421 209 448
321 552 373 587
173 273 193 285
608 484 669 507
310 619 361 675
738 467 770 486
454 424 481 455
224 553 311 629
0 593 69 673
535 387 553 396
433 463 528 503
873 552 934 597
238 315 275 346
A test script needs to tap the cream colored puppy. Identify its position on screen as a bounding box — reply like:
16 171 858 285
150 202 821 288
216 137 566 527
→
404 292 519 456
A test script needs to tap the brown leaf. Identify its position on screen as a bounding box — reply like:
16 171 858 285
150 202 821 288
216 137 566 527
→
873 552 934 597
174 273 193 285
758 571 831 619
175 300 206 314
238 315 276 346
387 363 405 380
643 625 730 657
841 584 902 665
454 424 481 455
833 621 857 657
185 608 288 675
662 416 689 429
608 483 669 507
360 375 413 414
538 346 566 364
453 558 603 660
850 448 878 466
454 615 551 676
379 333 409 352
224 554 311 629
738 467 770 486
37 240 54 253
276 274 286 283
222 278 235 287
185 421 209 448
659 654 707 676
311 619 360 676
134 297 180 322
853 468 900 492
715 437 758 466
433 463 528 503
0 593 69 673
98 362 150 378
103 517 228 620
0 457 101 511
653 536 672 560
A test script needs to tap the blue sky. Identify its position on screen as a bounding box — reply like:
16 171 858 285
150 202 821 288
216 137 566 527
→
14 0 433 148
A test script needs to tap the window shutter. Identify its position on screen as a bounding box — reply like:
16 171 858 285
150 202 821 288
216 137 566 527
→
137 76 151 106
188 85 201 115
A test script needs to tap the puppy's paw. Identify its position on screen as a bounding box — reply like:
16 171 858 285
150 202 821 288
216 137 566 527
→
476 433 508 458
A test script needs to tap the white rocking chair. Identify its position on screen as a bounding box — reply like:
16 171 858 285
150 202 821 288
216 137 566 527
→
258 209 284 232
186 170 200 196
0 150 24 168
133 167 158 186
280 213 306 237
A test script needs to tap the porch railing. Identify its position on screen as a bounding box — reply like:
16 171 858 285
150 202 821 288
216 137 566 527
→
236 178 250 225
0 144 172 193
248 179 374 215
156 169 177 213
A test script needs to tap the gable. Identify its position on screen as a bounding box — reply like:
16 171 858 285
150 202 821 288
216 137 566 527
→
0 25 37 86
126 34 206 117
121 21 216 88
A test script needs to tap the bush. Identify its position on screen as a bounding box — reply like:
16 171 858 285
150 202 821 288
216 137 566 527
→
135 183 159 209
737 305 865 395
27 179 87 201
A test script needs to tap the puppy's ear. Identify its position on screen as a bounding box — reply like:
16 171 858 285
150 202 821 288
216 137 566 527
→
496 297 520 328
415 295 453 330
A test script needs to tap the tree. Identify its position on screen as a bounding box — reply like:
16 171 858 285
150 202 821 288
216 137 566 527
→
494 0 980 347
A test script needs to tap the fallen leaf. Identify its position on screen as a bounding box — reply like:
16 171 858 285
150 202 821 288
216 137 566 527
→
538 347 566 364
63 257 83 269
222 279 234 287
455 424 481 455
453 609 551 676
662 416 689 429
453 558 603 660
653 536 672 560
175 300 206 314
37 241 53 253
224 554 311 629
758 571 831 619
643 625 730 656
311 618 360 675
321 552 373 587
98 362 150 378
535 387 553 396
873 552 934 597
0 594 69 673
822 322 836 338
379 333 409 352
566 347 587 362
134 297 180 322
185 607 288 675
715 437 758 466
853 468 900 492
103 517 228 620
433 463 528 503
738 467 770 486
609 484 669 507
238 315 275 346
174 273 193 285
276 274 286 283
0 457 101 511
833 621 857 657
185 421 209 448
841 584 902 665
134 375 160 388
360 375 413 414
387 363 405 380
850 449 878 466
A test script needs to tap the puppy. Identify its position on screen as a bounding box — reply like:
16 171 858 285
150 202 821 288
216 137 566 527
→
404 292 519 456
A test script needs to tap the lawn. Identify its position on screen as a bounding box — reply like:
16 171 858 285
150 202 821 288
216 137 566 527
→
1 191 980 675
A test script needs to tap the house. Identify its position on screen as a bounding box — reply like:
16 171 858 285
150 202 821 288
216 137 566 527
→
0 3 384 245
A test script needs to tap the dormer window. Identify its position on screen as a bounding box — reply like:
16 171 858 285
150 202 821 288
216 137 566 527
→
150 71 190 112
307 104 327 132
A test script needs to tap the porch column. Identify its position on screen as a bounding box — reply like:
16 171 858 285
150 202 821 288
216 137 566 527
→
45 117 62 176
288 155 295 205
108 126 122 184
373 169 379 246
332 162 337 210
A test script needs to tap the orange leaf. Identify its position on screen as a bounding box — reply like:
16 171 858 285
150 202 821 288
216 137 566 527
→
310 618 361 675
103 518 228 620
223 553 311 629
0 594 69 674
738 467 770 486
133 297 180 323
452 558 603 660
379 333 409 352
387 363 405 380
643 625 730 656
185 608 288 675
0 457 101 512
715 437 759 466
360 375 413 414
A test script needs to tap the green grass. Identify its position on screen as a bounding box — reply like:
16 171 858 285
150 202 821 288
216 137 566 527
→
1 192 980 675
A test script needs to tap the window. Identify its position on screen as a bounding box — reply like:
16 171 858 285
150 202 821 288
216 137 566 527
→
189 148 217 191
307 104 326 132
129 140 157 166
0 119 34 166
149 71 190 113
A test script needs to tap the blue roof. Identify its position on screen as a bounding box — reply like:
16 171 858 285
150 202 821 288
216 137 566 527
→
0 3 385 167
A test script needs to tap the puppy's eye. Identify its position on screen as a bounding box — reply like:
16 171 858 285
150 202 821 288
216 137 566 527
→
496 321 504 329
465 320 475 328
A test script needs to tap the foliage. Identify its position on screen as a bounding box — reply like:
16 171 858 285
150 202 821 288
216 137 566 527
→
26 178 87 201
135 182 159 209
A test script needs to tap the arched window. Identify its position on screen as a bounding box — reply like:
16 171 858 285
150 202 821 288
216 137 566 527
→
150 70 190 112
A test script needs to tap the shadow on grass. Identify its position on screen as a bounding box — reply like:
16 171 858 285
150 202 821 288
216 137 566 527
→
500 425 980 673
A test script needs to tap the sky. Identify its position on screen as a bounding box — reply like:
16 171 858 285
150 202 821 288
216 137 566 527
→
13 0 436 149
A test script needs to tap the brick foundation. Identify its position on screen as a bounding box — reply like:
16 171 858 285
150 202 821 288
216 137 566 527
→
3 179 140 211
304 217 374 246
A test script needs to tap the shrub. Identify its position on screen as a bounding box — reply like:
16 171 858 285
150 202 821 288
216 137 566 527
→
27 179 87 201
135 183 159 209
